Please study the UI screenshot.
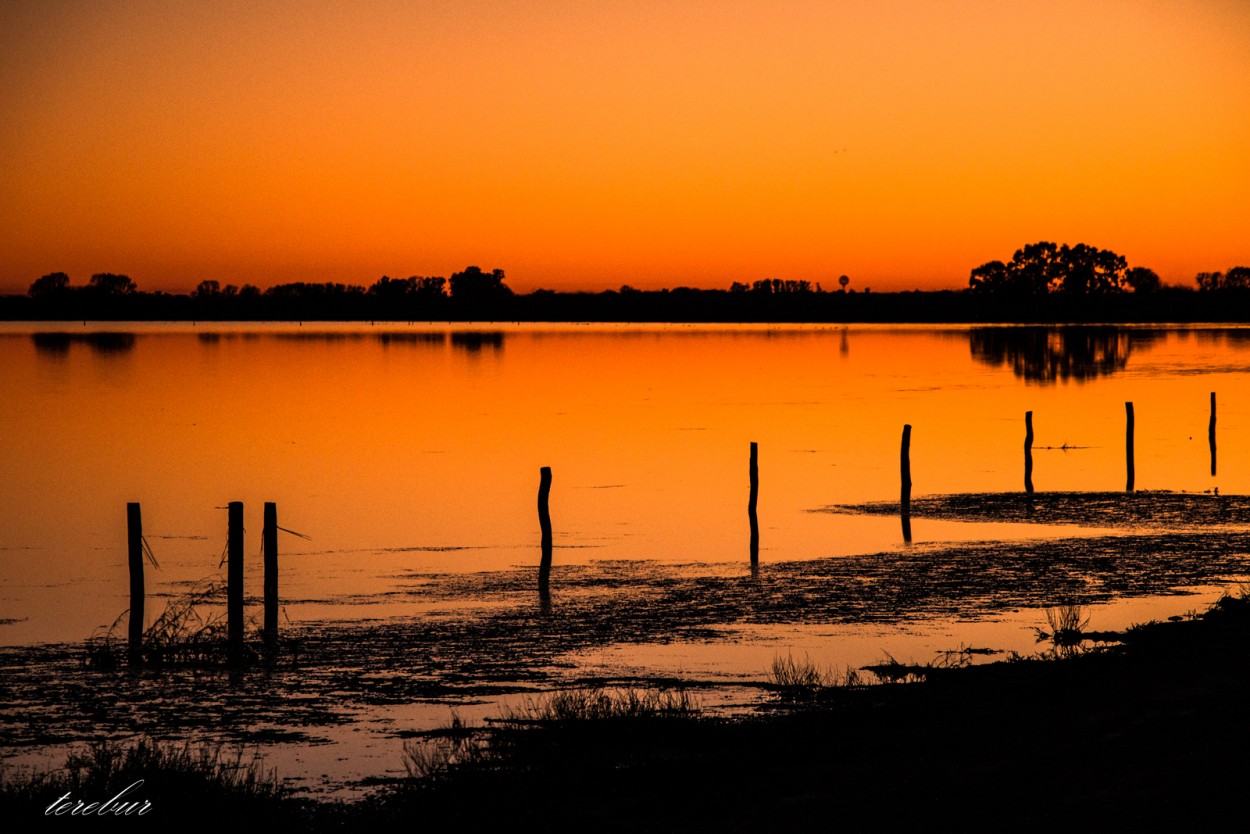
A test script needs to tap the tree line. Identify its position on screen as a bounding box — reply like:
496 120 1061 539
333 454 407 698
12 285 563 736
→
5 244 1248 322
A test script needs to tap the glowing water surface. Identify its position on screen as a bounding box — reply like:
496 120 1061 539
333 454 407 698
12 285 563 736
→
2 322 1249 794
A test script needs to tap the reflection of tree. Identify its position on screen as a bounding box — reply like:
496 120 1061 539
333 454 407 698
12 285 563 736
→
376 332 446 348
450 331 504 353
969 327 1157 384
31 332 137 355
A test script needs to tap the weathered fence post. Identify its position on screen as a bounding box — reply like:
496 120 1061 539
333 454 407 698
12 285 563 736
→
748 442 759 564
1209 392 1217 477
127 502 144 666
263 502 278 651
228 501 244 663
1125 402 1135 493
538 467 553 588
1024 411 1035 494
901 425 913 543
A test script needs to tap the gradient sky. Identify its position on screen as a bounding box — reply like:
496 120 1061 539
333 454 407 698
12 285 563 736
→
2 0 1248 294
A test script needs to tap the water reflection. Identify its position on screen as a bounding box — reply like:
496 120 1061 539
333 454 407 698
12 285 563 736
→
450 332 505 353
31 332 136 356
378 332 446 348
969 327 1161 384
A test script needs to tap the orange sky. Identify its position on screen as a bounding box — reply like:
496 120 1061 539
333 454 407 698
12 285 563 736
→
1 0 1248 294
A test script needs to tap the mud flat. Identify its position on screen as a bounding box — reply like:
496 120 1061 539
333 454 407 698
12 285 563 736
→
4 502 1250 822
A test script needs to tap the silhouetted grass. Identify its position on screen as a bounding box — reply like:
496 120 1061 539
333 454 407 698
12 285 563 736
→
0 737 292 819
399 687 701 786
83 577 292 670
768 652 864 699
496 687 701 723
1043 604 1090 646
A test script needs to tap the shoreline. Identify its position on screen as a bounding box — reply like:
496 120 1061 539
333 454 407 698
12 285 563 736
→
6 589 1249 826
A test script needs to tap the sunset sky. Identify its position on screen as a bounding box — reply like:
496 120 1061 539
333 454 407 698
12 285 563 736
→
1 0 1247 294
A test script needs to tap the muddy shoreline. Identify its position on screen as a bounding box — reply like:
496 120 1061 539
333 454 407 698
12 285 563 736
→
3 526 1249 760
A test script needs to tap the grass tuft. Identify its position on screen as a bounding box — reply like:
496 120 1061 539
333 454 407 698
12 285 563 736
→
768 652 863 697
1035 604 1090 649
496 686 701 724
400 688 701 785
0 737 285 811
401 713 483 781
83 576 294 670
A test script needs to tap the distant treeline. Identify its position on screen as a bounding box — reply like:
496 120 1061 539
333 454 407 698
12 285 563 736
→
4 247 1249 323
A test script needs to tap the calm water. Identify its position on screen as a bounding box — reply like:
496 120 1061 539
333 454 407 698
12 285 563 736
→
3 322 1249 793
2 323 1248 641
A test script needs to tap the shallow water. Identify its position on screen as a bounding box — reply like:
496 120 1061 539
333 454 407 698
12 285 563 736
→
2 322 1250 795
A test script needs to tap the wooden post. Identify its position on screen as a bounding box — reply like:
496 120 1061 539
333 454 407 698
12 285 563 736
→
228 501 244 663
1125 402 1135 493
1209 392 1217 477
1024 411 1035 494
538 467 553 587
263 502 278 651
901 425 913 543
748 442 759 564
127 502 144 666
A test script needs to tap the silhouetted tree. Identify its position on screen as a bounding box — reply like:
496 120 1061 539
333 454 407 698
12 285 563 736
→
413 276 447 299
368 275 413 299
193 280 221 298
1196 271 1221 291
1056 244 1126 295
968 260 1013 295
449 266 511 302
28 272 71 297
1124 267 1161 293
1197 267 1250 291
369 275 447 300
750 278 813 294
968 242 1130 296
88 273 137 295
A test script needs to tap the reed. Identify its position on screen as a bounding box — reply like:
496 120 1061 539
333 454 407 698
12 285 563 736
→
0 737 284 809
84 577 270 669
768 652 863 696
497 687 701 723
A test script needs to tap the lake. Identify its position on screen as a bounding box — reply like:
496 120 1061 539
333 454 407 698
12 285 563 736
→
3 322 1250 794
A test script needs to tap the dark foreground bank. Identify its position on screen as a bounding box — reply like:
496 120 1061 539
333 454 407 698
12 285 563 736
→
7 591 1250 830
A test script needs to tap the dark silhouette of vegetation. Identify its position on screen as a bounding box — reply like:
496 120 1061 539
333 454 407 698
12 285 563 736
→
968 242 1139 296
1124 266 1161 293
4 258 1250 322
28 271 71 298
87 273 137 296
1195 266 1250 291
729 278 819 294
449 266 511 303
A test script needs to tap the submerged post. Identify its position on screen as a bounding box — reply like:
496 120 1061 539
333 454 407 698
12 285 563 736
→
1125 402 1135 493
127 502 144 666
901 424 913 543
1024 411 1035 494
538 467 553 587
228 501 244 663
748 442 759 564
263 502 278 651
1209 392 1217 477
